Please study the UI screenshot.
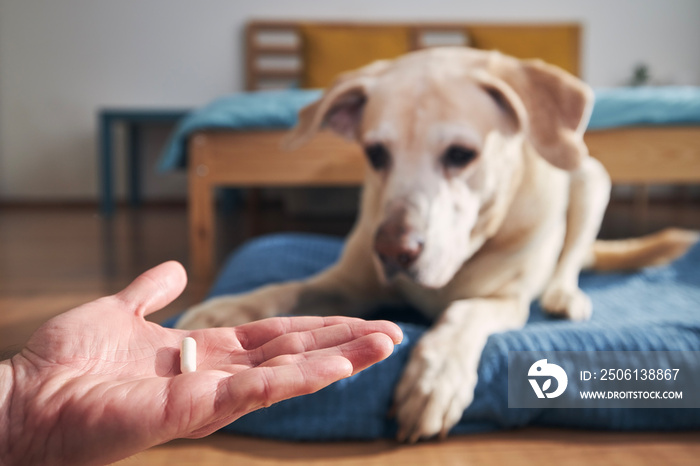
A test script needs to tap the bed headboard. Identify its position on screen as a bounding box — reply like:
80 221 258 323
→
244 21 582 91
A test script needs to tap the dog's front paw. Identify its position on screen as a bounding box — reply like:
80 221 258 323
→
393 335 477 443
175 295 273 330
540 282 592 321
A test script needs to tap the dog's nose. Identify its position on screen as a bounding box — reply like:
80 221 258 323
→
374 227 424 273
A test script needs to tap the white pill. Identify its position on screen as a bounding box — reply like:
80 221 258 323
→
180 337 197 373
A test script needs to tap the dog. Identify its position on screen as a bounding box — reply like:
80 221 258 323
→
177 47 699 442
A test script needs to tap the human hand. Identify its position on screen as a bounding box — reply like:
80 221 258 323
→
0 261 402 466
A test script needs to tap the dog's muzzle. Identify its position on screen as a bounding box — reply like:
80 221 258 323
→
373 216 425 279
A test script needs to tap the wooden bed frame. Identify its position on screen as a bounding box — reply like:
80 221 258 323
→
188 21 700 279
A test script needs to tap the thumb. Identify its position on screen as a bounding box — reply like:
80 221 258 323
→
115 261 188 317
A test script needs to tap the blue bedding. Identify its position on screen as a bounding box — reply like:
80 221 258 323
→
158 86 700 172
167 233 700 440
588 86 700 130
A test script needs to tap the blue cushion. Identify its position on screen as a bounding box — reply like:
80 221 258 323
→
167 233 700 440
588 86 700 130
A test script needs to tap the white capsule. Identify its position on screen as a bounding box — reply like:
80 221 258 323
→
180 337 197 373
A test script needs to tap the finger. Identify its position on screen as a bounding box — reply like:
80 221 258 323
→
179 318 368 367
174 355 353 438
259 332 397 376
115 261 187 317
234 316 402 350
230 355 353 413
246 321 401 366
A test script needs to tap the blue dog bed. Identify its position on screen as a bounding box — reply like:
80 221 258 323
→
168 233 700 440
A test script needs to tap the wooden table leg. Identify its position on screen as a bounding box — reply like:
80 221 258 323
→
188 135 215 281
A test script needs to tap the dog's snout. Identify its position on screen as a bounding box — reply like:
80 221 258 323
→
374 222 424 275
375 235 424 271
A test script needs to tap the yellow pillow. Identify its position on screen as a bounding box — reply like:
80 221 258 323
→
467 25 580 76
300 25 411 89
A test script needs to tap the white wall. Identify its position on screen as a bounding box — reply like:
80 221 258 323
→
1 0 699 201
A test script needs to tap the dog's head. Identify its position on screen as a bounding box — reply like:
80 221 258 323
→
285 47 593 288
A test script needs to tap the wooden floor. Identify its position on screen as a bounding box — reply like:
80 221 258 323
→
126 429 700 466
1 201 699 465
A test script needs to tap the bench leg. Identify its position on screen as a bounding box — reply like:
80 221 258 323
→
189 137 215 282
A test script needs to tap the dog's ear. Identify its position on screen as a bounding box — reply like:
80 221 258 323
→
283 60 391 150
487 53 594 171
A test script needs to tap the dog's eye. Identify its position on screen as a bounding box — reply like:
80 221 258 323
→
364 144 391 170
442 146 477 169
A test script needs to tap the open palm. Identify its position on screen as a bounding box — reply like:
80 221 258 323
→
5 262 401 466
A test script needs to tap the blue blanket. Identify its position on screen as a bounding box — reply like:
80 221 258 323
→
168 233 700 440
158 86 700 171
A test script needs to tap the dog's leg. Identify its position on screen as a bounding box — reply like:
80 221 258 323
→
394 297 527 442
176 261 386 329
540 156 611 321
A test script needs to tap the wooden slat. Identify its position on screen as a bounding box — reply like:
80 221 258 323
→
254 44 300 54
248 21 301 31
585 127 700 184
244 23 257 91
191 131 365 186
193 126 700 188
251 68 300 80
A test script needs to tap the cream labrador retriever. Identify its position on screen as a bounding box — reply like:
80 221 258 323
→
177 47 698 442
